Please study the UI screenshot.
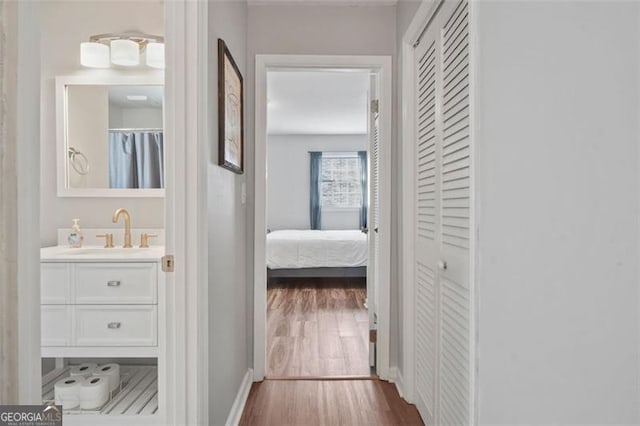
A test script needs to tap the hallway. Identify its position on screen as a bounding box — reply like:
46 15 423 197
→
238 379 423 426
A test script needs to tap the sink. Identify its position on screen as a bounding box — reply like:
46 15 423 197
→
59 247 152 256
41 245 164 261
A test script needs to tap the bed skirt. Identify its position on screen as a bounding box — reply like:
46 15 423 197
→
267 266 366 279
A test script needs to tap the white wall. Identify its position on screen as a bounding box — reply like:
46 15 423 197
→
267 134 367 231
207 1 249 425
39 1 164 246
109 106 163 129
247 3 398 365
474 1 640 423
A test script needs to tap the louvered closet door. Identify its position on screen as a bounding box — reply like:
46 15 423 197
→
413 0 472 424
413 18 441 426
438 0 472 424
367 80 380 368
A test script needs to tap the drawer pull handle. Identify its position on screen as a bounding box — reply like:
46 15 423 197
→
107 322 122 329
107 280 121 287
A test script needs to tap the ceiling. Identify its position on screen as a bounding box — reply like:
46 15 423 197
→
267 70 370 135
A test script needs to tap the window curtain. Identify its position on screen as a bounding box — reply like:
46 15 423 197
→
309 151 322 230
109 131 164 189
358 151 368 229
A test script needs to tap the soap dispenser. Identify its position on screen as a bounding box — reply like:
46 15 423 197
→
68 218 84 248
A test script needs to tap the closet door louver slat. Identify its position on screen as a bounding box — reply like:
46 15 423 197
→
439 1 472 425
416 40 438 242
416 262 437 413
414 23 439 424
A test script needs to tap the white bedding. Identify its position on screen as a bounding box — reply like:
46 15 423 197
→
266 230 367 269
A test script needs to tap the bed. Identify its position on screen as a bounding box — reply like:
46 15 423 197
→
266 229 367 278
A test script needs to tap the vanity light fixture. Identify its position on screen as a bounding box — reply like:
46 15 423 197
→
80 42 110 68
80 32 164 69
111 39 139 66
145 42 165 69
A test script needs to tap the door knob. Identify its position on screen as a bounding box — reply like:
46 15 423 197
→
438 260 447 270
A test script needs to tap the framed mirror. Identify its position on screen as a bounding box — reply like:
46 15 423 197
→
56 75 165 197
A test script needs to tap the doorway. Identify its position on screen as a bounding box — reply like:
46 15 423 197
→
253 55 392 381
265 69 371 378
13 0 207 423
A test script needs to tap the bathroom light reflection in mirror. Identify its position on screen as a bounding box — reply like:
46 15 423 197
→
66 84 164 190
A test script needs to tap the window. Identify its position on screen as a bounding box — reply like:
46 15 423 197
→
320 154 362 209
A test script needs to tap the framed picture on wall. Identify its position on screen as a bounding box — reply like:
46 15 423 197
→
218 38 244 174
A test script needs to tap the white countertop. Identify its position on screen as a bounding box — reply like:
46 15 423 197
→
41 245 165 262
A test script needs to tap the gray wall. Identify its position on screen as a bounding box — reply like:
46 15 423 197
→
267 134 368 231
247 3 398 366
208 1 249 425
39 1 164 246
475 1 640 423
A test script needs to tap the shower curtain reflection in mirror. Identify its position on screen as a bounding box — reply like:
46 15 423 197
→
109 130 164 189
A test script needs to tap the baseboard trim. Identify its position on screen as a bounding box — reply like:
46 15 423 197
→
225 368 254 426
388 366 411 403
387 366 398 382
394 368 406 400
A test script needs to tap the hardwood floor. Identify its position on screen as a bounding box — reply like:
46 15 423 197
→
267 278 371 378
238 379 424 426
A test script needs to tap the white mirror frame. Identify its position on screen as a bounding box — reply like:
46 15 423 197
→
56 73 165 197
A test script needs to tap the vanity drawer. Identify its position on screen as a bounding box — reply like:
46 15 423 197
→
41 263 71 304
74 263 157 304
41 305 71 346
75 305 157 347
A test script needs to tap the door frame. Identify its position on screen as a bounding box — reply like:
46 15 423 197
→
400 0 478 420
253 54 393 381
164 0 209 424
14 0 43 404
14 0 208 423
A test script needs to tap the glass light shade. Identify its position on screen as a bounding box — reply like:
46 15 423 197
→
145 42 165 69
110 39 139 66
80 42 110 68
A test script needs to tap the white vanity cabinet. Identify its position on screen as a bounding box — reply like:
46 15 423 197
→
40 242 165 422
40 257 163 358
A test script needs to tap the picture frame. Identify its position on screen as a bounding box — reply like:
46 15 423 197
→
218 38 244 174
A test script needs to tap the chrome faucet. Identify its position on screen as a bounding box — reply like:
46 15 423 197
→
112 208 132 248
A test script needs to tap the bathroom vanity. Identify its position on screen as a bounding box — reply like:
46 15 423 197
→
40 246 164 358
40 230 165 423
45 70 168 423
